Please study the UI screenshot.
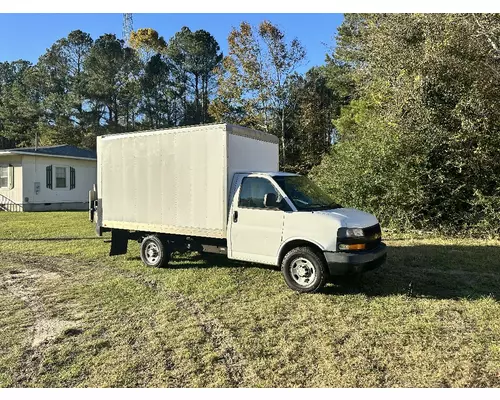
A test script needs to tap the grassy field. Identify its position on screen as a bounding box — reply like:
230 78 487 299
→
0 211 499 387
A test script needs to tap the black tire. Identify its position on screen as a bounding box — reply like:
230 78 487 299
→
281 246 328 293
140 235 170 268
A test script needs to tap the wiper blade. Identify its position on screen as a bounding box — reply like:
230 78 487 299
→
309 203 341 210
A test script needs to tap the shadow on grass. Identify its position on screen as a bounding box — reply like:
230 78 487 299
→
326 244 500 300
135 245 500 301
126 253 281 271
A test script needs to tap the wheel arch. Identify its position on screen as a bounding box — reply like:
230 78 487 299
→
277 238 326 267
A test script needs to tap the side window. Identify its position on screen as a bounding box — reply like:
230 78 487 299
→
238 177 282 209
0 165 13 189
0 166 8 188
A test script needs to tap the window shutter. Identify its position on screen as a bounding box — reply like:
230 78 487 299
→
8 165 14 190
46 165 52 189
70 167 75 190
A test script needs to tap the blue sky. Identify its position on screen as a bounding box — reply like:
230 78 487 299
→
0 13 343 73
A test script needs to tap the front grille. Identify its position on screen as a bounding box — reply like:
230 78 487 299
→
337 223 382 252
363 223 381 238
363 223 382 250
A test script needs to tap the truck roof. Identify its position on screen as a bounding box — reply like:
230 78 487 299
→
99 123 277 142
267 172 300 177
238 172 299 177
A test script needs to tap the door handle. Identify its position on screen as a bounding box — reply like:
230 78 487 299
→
233 210 238 223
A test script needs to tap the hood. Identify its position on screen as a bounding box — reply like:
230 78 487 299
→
315 208 379 228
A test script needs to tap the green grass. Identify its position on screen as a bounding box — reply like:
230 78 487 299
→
0 211 499 387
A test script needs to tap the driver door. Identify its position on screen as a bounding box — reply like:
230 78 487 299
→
228 175 286 265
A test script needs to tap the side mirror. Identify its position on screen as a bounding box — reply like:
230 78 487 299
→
264 192 277 208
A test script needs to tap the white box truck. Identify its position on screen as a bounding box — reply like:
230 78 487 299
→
90 123 386 293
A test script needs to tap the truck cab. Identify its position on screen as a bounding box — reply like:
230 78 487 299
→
227 172 387 292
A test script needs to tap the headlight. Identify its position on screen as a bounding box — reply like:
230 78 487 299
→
345 228 364 237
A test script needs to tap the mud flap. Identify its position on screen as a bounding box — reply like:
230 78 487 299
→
89 188 96 222
95 199 103 236
110 229 129 256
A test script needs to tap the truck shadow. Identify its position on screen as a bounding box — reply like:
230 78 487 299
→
171 253 282 271
324 244 500 300
126 253 281 271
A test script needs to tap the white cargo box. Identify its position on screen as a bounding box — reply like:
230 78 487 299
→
97 124 279 238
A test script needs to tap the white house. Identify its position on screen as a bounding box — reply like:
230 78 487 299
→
0 145 96 211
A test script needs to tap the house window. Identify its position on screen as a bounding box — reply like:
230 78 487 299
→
47 165 75 190
0 166 8 189
55 167 67 188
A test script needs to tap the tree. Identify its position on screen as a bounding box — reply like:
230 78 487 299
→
139 54 178 129
36 30 94 145
167 27 222 124
285 67 338 173
210 21 305 167
83 34 141 133
0 61 41 147
129 28 168 63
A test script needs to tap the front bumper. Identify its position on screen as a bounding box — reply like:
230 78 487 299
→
324 243 387 276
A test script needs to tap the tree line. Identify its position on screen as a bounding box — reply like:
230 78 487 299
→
0 27 224 149
0 21 341 174
1 14 499 234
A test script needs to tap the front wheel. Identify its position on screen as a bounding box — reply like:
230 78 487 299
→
140 235 170 268
281 247 328 293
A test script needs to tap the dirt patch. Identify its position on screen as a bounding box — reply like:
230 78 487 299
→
1 264 78 348
4 255 77 277
32 319 75 347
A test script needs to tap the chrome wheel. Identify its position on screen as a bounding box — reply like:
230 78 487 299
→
290 257 317 288
145 242 160 264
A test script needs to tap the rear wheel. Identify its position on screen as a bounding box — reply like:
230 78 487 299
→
140 235 170 268
281 247 328 293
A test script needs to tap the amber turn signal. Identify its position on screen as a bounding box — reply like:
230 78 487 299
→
339 243 366 251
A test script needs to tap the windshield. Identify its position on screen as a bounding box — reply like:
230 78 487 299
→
272 175 341 211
